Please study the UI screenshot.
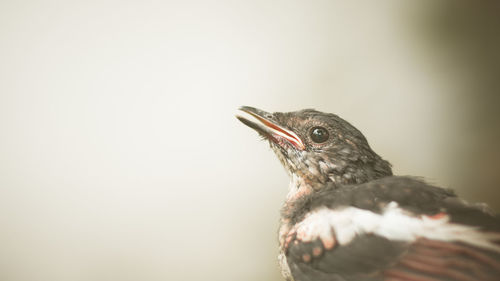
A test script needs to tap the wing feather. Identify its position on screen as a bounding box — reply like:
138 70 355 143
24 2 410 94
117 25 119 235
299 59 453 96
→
283 176 500 281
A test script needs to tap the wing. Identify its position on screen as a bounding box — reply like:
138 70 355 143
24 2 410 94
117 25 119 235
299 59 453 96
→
385 238 500 281
283 177 500 281
287 234 407 281
287 235 500 281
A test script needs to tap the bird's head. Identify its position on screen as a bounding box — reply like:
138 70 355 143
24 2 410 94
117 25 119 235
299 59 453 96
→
236 106 392 200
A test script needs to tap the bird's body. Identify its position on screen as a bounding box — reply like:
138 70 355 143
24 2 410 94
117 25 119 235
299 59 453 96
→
280 177 500 281
236 106 500 281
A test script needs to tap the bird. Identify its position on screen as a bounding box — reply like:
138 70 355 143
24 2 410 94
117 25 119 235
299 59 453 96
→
236 106 500 281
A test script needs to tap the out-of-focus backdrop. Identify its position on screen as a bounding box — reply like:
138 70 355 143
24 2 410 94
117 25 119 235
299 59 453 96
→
1 1 499 281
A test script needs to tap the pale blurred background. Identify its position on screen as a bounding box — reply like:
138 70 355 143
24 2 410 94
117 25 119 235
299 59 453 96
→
1 1 499 281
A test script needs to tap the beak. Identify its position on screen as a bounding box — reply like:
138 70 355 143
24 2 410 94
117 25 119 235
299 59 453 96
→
236 106 305 151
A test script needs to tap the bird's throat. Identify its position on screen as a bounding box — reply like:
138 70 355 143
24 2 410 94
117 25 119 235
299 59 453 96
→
286 173 315 203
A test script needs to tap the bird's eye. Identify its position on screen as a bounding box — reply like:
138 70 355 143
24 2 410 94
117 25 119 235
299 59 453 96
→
310 127 329 143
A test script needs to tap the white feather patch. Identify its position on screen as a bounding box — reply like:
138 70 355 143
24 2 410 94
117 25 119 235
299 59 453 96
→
294 202 500 252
